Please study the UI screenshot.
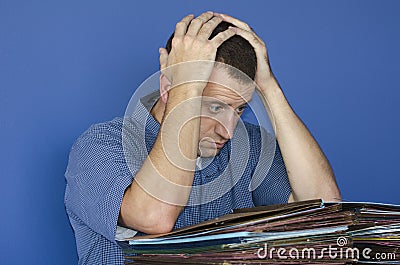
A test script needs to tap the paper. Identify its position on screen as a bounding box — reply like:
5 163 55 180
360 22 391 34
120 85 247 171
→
119 200 400 264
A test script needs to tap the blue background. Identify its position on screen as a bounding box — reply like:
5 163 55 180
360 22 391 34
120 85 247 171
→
1 0 399 264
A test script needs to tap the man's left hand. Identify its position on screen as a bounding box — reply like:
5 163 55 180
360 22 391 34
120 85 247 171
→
215 13 275 91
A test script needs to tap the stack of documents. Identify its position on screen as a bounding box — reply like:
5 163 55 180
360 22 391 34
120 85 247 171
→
121 200 400 264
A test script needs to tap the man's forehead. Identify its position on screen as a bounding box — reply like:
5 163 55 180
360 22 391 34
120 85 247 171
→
202 83 254 102
205 66 255 102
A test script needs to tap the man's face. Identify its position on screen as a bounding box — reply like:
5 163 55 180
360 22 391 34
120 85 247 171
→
198 67 255 157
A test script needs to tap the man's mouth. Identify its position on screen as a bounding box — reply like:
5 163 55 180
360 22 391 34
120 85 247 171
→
200 138 226 149
215 142 225 149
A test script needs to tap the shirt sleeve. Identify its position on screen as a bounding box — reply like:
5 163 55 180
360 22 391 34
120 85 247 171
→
64 119 136 242
250 129 292 206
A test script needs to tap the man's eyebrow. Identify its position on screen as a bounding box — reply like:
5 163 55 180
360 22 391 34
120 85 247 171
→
235 103 248 112
202 99 251 108
203 100 228 106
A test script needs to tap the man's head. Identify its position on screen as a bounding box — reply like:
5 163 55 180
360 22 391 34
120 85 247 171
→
162 20 257 158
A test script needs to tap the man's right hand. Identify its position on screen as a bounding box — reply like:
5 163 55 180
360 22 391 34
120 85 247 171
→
159 12 236 87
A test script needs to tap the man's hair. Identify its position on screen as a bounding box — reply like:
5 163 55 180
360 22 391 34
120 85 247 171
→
165 21 257 81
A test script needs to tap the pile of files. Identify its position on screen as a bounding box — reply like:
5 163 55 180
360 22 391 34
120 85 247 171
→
120 200 400 264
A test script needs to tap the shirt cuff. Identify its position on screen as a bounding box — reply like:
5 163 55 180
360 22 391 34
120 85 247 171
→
115 225 137 241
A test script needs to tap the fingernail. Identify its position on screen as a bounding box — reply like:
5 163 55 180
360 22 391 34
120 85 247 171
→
228 26 237 32
207 11 213 14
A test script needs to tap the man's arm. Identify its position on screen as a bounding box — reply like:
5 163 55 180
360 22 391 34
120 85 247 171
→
119 12 236 234
219 13 341 202
258 78 341 202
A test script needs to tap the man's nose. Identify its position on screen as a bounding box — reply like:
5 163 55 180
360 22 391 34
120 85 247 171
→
215 111 238 140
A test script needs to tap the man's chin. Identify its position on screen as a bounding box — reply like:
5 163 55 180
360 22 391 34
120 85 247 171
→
198 147 220 158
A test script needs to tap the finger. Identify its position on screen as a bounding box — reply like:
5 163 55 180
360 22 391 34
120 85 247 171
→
197 16 223 39
185 11 214 37
159 47 168 71
229 26 265 51
215 13 252 31
174 14 195 37
210 28 236 47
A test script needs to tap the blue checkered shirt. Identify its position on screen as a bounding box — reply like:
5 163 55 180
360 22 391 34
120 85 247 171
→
64 91 291 264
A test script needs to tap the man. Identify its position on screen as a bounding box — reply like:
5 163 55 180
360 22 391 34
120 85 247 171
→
65 12 341 264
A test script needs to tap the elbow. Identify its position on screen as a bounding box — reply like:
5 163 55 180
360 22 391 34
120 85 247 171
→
320 181 342 202
316 188 342 203
141 212 176 234
313 174 342 202
289 183 342 203
151 220 175 234
314 188 342 203
322 189 342 202
120 206 177 235
120 185 179 235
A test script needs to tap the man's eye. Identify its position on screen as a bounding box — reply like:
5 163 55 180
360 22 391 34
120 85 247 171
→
236 105 247 114
209 104 223 113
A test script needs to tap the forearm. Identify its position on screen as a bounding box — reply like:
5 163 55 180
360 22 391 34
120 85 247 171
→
120 84 204 234
119 11 237 234
260 78 341 202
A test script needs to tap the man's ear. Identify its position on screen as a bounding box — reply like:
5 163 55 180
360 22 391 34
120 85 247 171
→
159 74 171 104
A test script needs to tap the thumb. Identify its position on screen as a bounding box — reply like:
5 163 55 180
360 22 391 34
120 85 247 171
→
159 47 168 71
